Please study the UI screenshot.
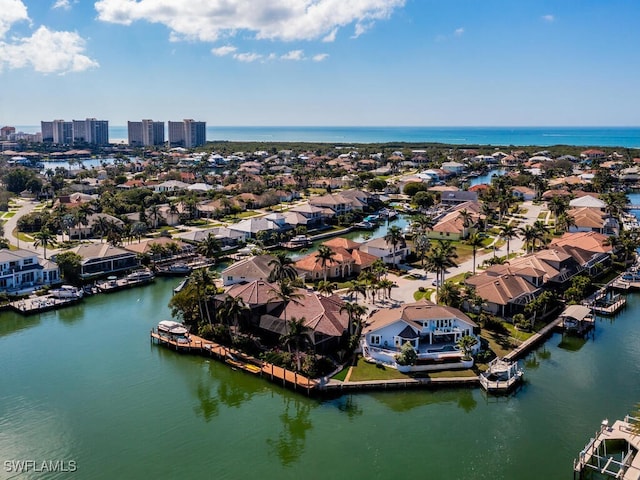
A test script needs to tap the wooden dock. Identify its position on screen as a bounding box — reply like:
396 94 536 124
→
574 417 640 479
8 295 82 315
150 330 318 393
504 317 563 362
590 295 627 316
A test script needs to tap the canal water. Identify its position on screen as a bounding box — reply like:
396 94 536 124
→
1 275 640 479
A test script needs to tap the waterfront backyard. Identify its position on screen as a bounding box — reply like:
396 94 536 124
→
2 277 640 479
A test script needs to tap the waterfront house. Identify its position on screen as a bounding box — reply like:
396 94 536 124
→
67 244 138 279
568 207 619 236
259 290 349 352
0 249 60 292
179 226 249 248
439 190 479 207
362 300 479 369
465 274 541 317
222 255 282 287
359 236 410 265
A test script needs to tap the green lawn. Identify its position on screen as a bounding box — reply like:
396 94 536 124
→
502 322 535 342
537 211 548 219
332 366 350 381
413 288 435 301
418 368 479 378
2 212 16 218
347 357 409 381
480 330 520 358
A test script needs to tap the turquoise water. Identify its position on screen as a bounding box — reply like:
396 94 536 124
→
2 276 640 479
14 126 640 147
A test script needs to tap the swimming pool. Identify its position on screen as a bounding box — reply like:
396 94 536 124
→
426 345 460 353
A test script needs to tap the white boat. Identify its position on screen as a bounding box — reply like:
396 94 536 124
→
281 235 312 250
126 270 155 283
157 320 188 336
49 285 83 299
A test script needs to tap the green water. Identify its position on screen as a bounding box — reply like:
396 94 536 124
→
1 278 640 479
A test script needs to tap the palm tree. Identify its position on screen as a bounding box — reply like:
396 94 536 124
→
466 232 485 275
62 213 76 242
33 227 55 259
384 225 404 268
458 209 473 238
280 316 307 372
413 234 430 268
378 278 396 300
220 295 249 341
197 233 222 260
315 245 336 282
437 281 461 307
499 223 518 259
425 240 458 297
269 279 304 323
131 221 148 243
94 215 111 243
340 301 367 337
532 220 549 250
555 212 576 233
548 195 568 224
268 253 298 283
191 268 214 324
519 225 538 254
347 280 367 303
411 214 435 235
148 204 161 229
456 335 478 361
317 280 337 297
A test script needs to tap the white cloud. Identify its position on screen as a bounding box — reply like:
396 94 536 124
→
436 27 465 42
0 0 29 38
53 0 71 10
542 14 555 23
233 52 262 63
211 45 237 57
0 25 98 73
281 49 304 61
95 0 405 42
312 53 328 62
454 27 464 36
322 28 337 43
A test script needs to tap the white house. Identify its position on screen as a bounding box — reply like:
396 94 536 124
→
0 249 60 292
359 236 410 265
362 300 479 370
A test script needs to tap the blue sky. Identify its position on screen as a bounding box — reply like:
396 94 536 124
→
1 0 639 127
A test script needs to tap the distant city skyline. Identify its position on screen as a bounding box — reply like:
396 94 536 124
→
1 1 639 127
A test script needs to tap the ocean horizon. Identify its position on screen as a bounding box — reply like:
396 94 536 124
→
13 125 640 148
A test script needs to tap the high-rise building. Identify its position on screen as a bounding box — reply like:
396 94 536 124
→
53 119 73 144
72 120 88 143
41 118 109 145
128 121 143 147
128 120 165 146
168 119 206 148
40 121 54 142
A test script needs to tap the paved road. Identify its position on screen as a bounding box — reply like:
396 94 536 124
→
367 201 546 306
2 198 54 258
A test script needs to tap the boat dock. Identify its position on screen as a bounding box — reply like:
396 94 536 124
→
574 417 640 479
8 295 82 315
150 330 318 393
504 317 563 361
97 275 154 293
479 358 524 393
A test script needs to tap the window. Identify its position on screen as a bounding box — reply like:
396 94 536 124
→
227 276 233 281
370 335 381 345
23 258 34 265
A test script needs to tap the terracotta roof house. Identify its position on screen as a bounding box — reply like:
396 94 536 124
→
295 246 356 280
468 274 541 317
568 207 619 235
550 231 612 254
512 186 536 201
258 290 349 352
362 300 479 370
124 237 194 257
222 255 280 286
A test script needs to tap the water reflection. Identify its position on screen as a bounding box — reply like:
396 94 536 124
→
0 312 40 337
332 395 363 420
557 335 588 352
267 397 314 467
370 389 478 413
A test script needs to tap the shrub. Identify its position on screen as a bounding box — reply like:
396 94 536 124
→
395 342 417 366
